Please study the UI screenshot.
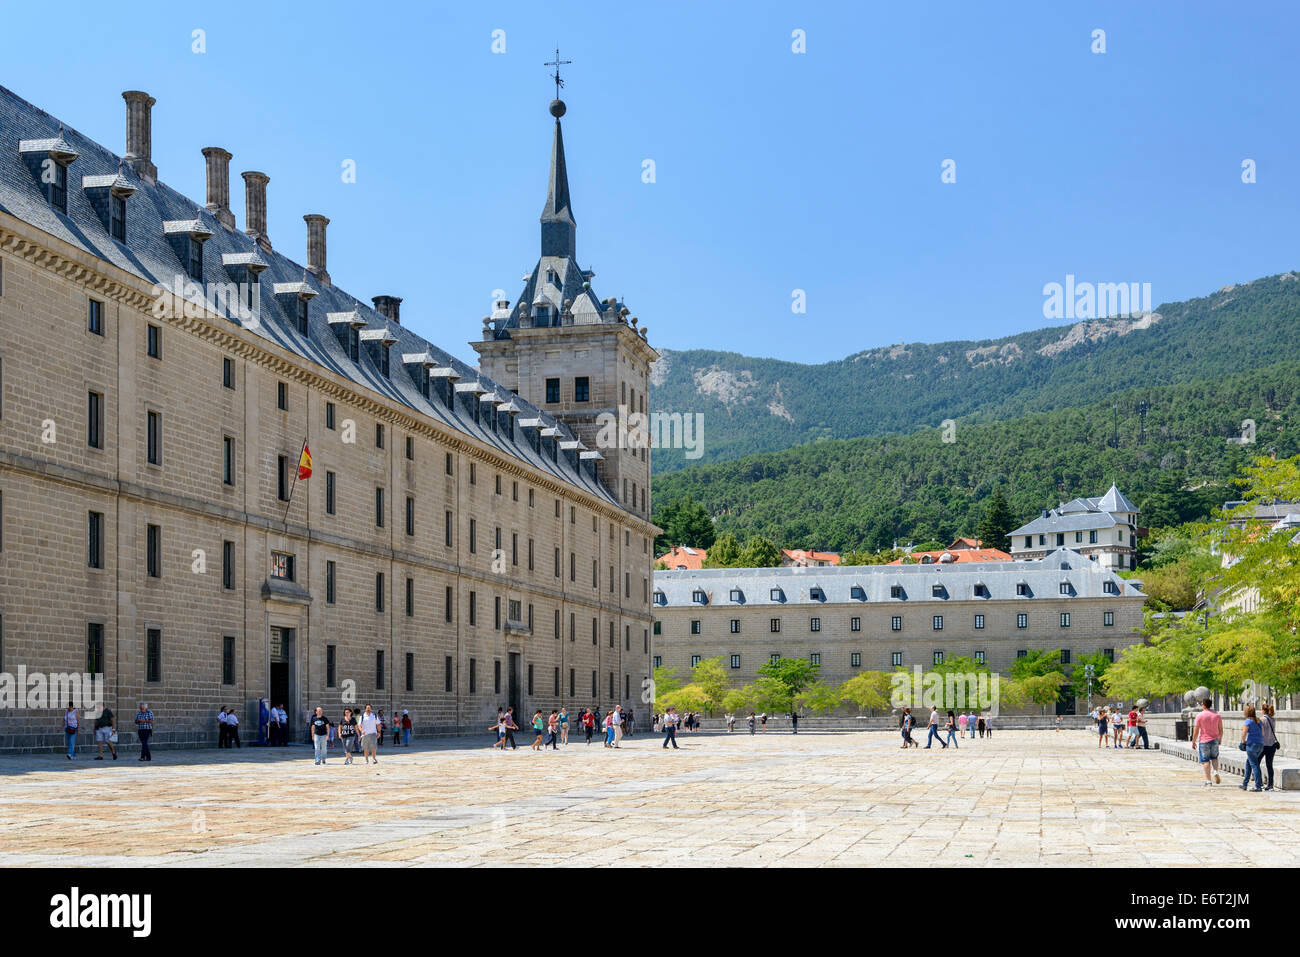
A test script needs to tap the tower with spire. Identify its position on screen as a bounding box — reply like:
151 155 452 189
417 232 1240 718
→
473 68 658 520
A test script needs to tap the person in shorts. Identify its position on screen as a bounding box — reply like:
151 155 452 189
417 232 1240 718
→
358 704 380 764
94 705 117 760
1191 698 1222 786
338 707 359 764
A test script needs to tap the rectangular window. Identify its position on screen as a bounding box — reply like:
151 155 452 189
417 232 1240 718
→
1104 611 1115 626
406 497 415 537
529 664 535 696
445 585 453 623
469 518 477 554
277 381 288 411
146 628 161 682
1016 583 1028 596
974 614 985 629
221 435 236 486
406 653 414 692
1018 649 1028 658
87 511 104 569
405 577 414 617
975 650 985 665
690 655 701 668
574 376 590 402
405 435 414 461
110 193 126 242
1103 648 1114 662
770 618 781 633
270 551 294 581
147 323 161 359
690 619 701 635
223 357 235 389
468 591 477 626
88 299 104 335
810 653 821 666
850 652 861 668
810 617 821 632
187 237 202 281
1060 649 1072 664
653 656 662 669
146 410 161 464
375 572 385 612
277 455 289 501
850 616 861 632
325 471 336 515
1060 612 1071 628
933 651 944 665
87 391 103 448
326 560 336 604
445 452 453 475
445 656 454 693
326 645 336 687
1017 613 1028 629
891 616 902 631
469 658 476 693
222 540 235 590
494 659 502 695
445 510 454 548
933 615 943 631
545 377 560 403
891 652 903 667
730 619 740 634
570 668 576 697
222 635 235 685
375 423 385 449
87 623 104 674
1089 530 1098 544
325 402 336 430
495 596 502 630
376 650 385 690
146 524 161 578
375 487 385 527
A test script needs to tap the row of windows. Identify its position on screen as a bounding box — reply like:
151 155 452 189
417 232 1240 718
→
1025 530 1105 549
672 580 1119 606
677 611 1117 634
662 647 1119 671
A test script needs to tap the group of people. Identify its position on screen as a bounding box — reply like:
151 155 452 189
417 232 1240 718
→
898 707 993 749
489 706 634 751
216 707 242 748
1191 698 1282 791
305 705 387 765
1088 704 1150 749
61 701 154 761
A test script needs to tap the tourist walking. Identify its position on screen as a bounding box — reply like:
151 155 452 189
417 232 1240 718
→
1126 706 1139 749
747 712 756 734
1239 705 1265 791
958 712 969 737
547 711 560 750
976 713 986 738
726 712 736 732
1096 707 1109 748
63 701 79 759
613 705 625 748
309 707 332 765
760 712 768 732
338 708 359 764
135 703 154 761
970 712 978 739
1112 705 1125 748
359 704 380 764
226 707 241 748
1261 703 1279 791
504 707 519 750
560 708 570 745
1136 707 1150 750
900 707 918 748
582 708 595 744
791 711 800 734
93 704 117 760
604 711 616 747
1191 697 1222 786
924 706 947 749
663 707 680 749
984 713 993 738
945 710 960 748
531 711 545 751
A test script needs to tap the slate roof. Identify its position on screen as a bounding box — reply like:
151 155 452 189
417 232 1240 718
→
653 550 1143 606
0 83 619 509
1009 484 1138 538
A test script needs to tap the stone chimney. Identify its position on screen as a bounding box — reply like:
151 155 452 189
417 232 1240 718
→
201 147 234 229
242 171 271 251
303 214 330 287
121 91 157 184
372 295 402 324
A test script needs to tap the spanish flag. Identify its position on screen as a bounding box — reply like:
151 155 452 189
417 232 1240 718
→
297 444 313 481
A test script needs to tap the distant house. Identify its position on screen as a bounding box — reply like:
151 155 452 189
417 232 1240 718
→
658 545 708 570
1216 500 1300 616
781 549 841 567
1009 484 1139 571
889 538 1011 565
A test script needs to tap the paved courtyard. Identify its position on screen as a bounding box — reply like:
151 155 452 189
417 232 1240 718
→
0 730 1296 867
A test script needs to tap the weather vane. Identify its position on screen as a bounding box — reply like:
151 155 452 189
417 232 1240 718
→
545 48 571 100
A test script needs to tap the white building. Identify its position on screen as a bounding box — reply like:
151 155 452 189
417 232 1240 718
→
1009 484 1139 571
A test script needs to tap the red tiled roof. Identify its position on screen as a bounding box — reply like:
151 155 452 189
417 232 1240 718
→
781 549 842 566
887 547 1013 565
656 546 707 570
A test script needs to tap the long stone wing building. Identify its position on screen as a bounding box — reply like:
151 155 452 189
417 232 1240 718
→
0 83 656 749
652 549 1146 713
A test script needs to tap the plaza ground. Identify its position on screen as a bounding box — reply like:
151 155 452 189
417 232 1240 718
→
0 730 1296 867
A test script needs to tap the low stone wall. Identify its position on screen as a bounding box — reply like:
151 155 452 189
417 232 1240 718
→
690 714 1096 732
1144 711 1298 759
1151 735 1300 790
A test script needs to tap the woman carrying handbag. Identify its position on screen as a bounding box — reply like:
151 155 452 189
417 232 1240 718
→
1260 703 1280 792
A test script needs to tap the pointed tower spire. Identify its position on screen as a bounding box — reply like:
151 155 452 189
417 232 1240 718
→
541 50 576 259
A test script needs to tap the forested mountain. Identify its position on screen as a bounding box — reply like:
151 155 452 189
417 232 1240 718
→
650 271 1300 472
651 361 1300 552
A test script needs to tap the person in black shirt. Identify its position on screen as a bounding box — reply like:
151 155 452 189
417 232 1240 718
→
338 707 359 765
309 707 332 765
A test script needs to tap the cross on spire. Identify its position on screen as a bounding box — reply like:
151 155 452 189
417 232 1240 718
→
545 48 571 99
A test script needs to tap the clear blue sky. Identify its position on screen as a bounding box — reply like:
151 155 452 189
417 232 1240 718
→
3 1 1297 364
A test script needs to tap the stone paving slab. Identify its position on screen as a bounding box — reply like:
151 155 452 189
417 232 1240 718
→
0 730 1296 867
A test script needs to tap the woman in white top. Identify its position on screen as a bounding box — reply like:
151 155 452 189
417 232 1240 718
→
64 702 79 759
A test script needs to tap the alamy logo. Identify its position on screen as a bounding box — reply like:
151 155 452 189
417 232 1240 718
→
594 406 704 460
0 668 104 711
49 887 151 937
151 274 260 322
890 666 1000 715
1042 275 1152 320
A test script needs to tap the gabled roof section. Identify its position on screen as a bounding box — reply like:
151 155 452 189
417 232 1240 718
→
1097 484 1138 514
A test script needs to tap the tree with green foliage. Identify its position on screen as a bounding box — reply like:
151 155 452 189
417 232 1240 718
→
738 535 781 568
650 664 682 709
689 657 731 713
793 680 842 715
1102 607 1215 699
838 671 893 713
977 489 1015 550
757 657 820 701
652 496 716 553
1070 650 1112 705
705 532 742 568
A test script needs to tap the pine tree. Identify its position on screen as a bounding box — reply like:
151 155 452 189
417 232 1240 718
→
977 490 1014 550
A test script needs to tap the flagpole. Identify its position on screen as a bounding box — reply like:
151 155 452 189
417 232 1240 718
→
282 438 307 526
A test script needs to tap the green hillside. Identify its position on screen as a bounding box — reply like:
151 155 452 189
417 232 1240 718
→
650 361 1300 552
650 272 1300 472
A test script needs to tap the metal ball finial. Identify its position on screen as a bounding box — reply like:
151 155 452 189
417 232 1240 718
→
550 99 566 118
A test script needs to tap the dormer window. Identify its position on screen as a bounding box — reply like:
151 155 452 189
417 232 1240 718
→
692 589 707 604
1104 581 1119 595
729 588 743 603
653 590 666 606
890 585 904 599
850 585 865 600
770 588 784 602
545 268 558 285
163 220 213 283
20 133 78 214
974 583 989 598
809 587 825 601
1016 582 1029 596
82 172 137 242
1059 582 1072 596
931 584 945 598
